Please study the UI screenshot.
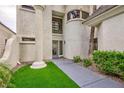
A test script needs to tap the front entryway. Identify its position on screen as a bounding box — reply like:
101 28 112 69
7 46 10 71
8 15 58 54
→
52 15 64 59
52 40 63 58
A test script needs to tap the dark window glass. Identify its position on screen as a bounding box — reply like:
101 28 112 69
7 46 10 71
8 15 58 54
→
52 17 63 34
71 10 80 19
67 10 80 21
59 41 63 55
22 5 34 10
82 11 89 19
67 10 89 21
52 40 58 56
22 37 35 41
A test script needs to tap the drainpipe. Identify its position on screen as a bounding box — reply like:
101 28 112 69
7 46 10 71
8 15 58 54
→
30 5 47 69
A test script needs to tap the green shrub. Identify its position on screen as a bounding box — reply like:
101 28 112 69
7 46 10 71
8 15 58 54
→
0 64 14 88
92 50 124 78
7 82 15 88
73 56 82 63
118 63 124 71
83 58 92 67
98 61 119 75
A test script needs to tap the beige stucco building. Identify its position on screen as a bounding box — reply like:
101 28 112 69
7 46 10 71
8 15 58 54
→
16 5 124 63
1 5 124 69
17 5 92 63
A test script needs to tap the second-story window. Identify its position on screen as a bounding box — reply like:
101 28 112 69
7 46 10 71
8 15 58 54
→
52 17 63 34
67 10 89 21
67 10 80 20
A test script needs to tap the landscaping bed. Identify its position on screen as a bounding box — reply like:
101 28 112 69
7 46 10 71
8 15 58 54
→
74 50 124 84
88 62 124 84
10 62 79 88
91 50 124 83
93 51 124 78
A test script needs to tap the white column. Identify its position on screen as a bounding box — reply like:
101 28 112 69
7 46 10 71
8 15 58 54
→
30 5 47 69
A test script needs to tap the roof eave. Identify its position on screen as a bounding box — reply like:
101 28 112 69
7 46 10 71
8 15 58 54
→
0 22 16 34
83 6 124 26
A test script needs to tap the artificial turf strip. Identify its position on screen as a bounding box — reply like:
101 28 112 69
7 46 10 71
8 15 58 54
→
10 62 79 88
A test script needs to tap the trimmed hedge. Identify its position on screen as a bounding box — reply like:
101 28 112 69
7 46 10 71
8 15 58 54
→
93 50 124 79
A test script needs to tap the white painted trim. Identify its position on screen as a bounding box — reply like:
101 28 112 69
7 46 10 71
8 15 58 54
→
20 41 36 44
52 16 63 19
52 33 63 36
52 40 63 57
66 18 85 24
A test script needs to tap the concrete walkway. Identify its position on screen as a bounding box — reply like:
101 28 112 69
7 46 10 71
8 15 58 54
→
52 59 124 88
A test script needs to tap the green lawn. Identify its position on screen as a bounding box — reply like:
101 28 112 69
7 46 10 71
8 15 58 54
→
10 62 79 88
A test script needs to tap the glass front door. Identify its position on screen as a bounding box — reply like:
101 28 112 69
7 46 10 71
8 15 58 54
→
52 40 58 58
52 40 63 58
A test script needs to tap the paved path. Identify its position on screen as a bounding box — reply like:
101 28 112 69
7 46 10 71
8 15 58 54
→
52 59 124 88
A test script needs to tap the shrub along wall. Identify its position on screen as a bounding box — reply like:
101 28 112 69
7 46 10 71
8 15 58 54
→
73 56 82 63
93 50 124 79
82 58 92 67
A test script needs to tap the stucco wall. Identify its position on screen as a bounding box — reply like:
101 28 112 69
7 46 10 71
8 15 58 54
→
43 6 52 59
51 5 65 13
65 5 90 13
20 43 36 62
17 6 36 62
98 13 124 51
64 21 90 59
0 24 15 58
63 5 90 59
0 36 19 69
17 8 36 37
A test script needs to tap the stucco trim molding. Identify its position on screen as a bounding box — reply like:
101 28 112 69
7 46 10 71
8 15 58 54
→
83 6 124 26
34 5 45 10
